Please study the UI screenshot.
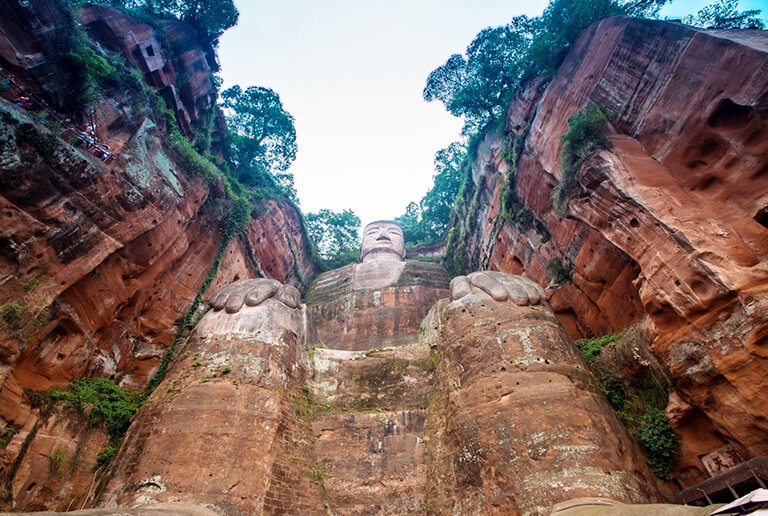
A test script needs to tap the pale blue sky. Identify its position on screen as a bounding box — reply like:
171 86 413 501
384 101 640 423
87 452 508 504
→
217 0 766 227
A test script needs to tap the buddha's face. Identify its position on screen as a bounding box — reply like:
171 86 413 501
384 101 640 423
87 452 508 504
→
360 221 405 262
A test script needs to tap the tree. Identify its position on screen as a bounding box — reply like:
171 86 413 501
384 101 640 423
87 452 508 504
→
423 0 672 136
395 202 426 244
683 0 764 29
419 142 466 239
395 142 466 246
424 24 528 135
305 209 361 271
90 1 238 38
220 85 297 193
102 0 238 38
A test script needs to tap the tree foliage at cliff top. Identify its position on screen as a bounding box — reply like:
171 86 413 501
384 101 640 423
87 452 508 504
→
406 0 673 248
220 85 298 203
423 0 672 136
305 209 361 271
396 142 466 246
73 0 238 38
684 0 765 29
414 0 763 255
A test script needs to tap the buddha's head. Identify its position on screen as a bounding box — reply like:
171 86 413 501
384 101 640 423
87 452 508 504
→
360 221 405 263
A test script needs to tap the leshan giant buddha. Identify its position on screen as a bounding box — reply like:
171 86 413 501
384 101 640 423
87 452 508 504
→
92 220 664 515
305 220 451 351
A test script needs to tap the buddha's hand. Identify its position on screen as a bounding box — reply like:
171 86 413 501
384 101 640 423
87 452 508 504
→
449 271 547 306
208 279 301 313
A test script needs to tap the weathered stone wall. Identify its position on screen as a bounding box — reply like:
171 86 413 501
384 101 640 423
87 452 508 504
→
424 293 662 515
2 405 109 512
80 4 218 138
454 16 768 486
93 300 325 513
0 3 314 510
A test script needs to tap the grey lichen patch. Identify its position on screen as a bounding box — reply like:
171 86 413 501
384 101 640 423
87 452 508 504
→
153 149 183 196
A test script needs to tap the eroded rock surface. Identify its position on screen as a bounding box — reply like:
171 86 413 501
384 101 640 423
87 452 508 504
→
80 4 219 138
425 289 661 514
306 261 450 351
452 16 768 486
93 291 323 513
0 4 313 509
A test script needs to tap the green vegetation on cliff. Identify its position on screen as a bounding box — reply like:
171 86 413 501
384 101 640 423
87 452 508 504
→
423 0 669 138
577 331 625 362
553 105 611 211
412 0 763 273
592 374 677 479
66 0 239 39
28 377 143 471
44 0 297 241
49 378 143 442
582 328 678 480
403 0 668 265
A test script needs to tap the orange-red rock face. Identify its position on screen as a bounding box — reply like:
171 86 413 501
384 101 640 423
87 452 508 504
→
425 296 661 514
0 6 314 509
4 406 109 512
460 17 768 487
239 200 316 291
95 302 324 513
80 5 218 138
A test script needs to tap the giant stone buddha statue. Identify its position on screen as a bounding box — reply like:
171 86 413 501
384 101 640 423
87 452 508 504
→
94 220 662 515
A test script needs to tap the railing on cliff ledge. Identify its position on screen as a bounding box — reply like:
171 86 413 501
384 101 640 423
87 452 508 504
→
676 457 768 506
0 66 115 162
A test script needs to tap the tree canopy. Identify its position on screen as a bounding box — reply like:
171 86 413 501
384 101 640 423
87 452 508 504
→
424 25 528 136
146 0 239 36
423 0 671 135
86 0 239 38
395 142 466 245
305 209 362 271
683 0 764 29
220 85 298 200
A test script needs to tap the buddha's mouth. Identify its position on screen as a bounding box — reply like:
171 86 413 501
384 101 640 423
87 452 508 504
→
376 236 391 242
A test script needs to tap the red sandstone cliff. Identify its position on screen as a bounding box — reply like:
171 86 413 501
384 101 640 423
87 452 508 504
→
452 16 768 489
2 3 767 511
0 2 314 511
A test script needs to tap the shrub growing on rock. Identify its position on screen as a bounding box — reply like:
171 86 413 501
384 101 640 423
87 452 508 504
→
637 406 677 480
553 105 611 210
49 378 143 441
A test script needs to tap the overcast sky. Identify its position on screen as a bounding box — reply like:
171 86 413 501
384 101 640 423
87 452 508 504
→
217 0 766 228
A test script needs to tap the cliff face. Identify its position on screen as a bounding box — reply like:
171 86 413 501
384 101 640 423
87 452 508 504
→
0 3 314 511
79 4 221 139
454 16 768 487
